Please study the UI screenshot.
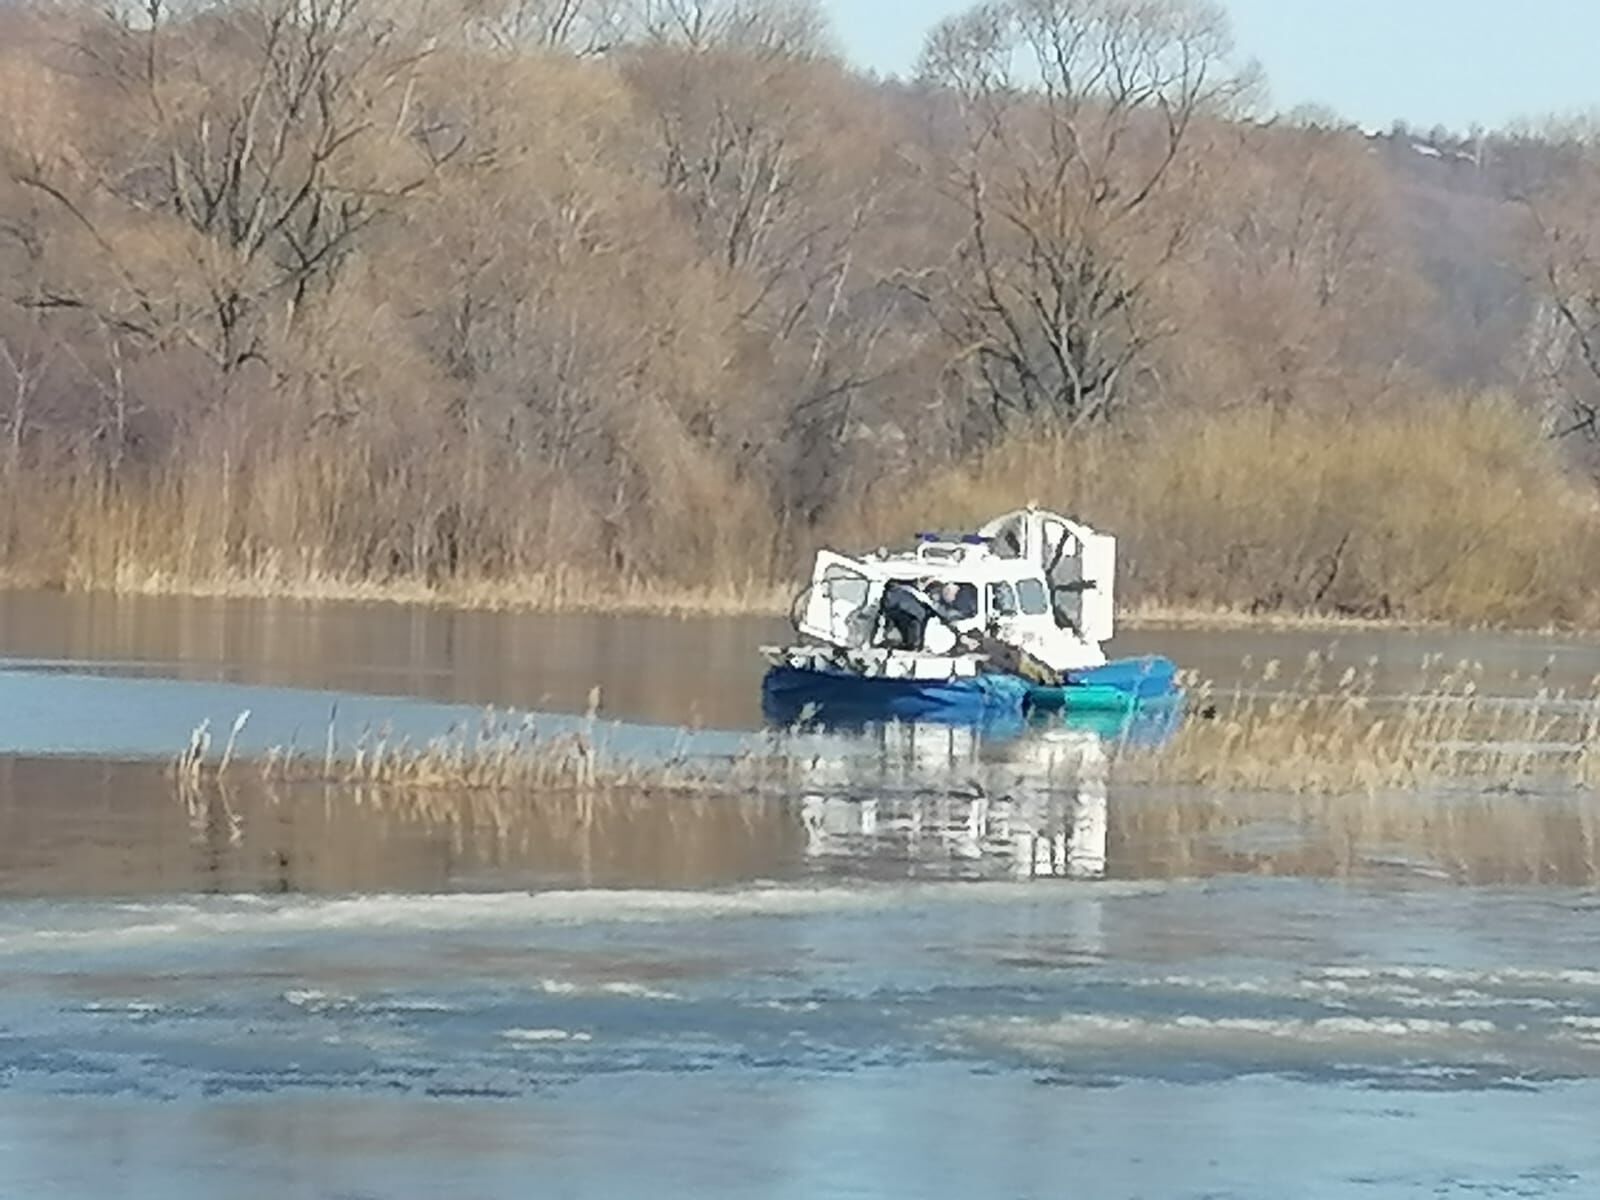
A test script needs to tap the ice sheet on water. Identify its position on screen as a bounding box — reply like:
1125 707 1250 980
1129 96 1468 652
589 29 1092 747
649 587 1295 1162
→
0 880 1176 956
1134 971 1584 1013
952 1011 1510 1048
943 1005 1600 1084
1317 964 1600 990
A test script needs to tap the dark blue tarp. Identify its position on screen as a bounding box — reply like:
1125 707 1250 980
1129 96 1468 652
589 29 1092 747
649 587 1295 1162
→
762 665 1031 726
763 655 1182 738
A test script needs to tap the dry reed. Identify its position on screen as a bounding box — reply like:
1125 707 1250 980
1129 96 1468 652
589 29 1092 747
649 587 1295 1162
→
176 707 796 796
174 656 1600 807
847 400 1600 628
1116 652 1600 796
7 401 1600 631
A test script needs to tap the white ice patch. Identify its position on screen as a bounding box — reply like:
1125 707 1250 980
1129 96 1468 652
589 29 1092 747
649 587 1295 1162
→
751 1000 823 1013
1560 1016 1600 1043
78 1000 161 1016
283 989 356 1011
0 880 1179 955
1316 965 1600 990
1141 973 1568 1013
502 1028 593 1043
538 979 680 1001
951 1012 1508 1057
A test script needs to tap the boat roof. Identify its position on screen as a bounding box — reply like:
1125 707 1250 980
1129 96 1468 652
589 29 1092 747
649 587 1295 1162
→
857 539 1045 584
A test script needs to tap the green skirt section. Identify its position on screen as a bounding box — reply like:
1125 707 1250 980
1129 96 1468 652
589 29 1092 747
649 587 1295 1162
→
1024 656 1182 713
1024 683 1140 713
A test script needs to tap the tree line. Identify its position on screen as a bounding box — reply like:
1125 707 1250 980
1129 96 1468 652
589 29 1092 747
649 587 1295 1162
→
2 0 1599 621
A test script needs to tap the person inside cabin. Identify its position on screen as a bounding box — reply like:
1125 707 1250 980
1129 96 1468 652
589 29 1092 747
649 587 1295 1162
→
879 582 929 649
920 581 961 654
937 581 978 621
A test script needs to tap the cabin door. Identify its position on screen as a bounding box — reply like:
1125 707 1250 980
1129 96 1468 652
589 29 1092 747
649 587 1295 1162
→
1041 518 1115 642
797 553 882 648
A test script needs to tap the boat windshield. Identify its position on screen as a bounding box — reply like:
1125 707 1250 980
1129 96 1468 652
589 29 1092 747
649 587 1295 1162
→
989 581 1018 617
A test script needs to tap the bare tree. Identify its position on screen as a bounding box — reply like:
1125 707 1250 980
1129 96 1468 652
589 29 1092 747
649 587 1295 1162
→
1169 121 1422 417
17 0 437 400
464 0 630 54
623 14 921 530
0 313 49 468
1521 137 1600 459
913 0 1253 438
632 0 830 57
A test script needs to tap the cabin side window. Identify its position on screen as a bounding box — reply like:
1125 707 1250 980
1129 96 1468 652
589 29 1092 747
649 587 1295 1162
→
822 565 869 609
922 581 978 620
946 582 979 619
988 581 1018 617
1015 577 1049 615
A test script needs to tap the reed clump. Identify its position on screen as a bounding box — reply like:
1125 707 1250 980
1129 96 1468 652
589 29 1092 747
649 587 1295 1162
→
176 706 796 796
1115 651 1600 796
170 655 1600 810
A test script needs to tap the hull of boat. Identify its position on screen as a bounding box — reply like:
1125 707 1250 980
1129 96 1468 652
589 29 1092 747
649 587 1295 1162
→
1025 655 1181 712
761 665 1032 725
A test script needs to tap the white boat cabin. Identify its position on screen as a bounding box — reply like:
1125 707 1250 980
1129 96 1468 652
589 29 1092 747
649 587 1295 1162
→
789 507 1115 675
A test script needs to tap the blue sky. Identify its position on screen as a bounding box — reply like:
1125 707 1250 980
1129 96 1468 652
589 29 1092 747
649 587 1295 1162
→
821 0 1600 132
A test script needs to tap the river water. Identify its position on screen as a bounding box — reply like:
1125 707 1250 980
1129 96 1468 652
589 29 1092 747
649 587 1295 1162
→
2 588 1600 1198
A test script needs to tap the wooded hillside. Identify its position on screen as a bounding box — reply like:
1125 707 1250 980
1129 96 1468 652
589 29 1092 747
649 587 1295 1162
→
2 0 1599 622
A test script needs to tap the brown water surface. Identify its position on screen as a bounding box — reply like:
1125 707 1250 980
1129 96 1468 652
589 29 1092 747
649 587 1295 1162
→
5 587 1600 728
3 588 1600 896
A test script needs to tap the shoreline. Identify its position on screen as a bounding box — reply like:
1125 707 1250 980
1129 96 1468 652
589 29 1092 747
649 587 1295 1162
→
0 571 795 620
0 571 1592 639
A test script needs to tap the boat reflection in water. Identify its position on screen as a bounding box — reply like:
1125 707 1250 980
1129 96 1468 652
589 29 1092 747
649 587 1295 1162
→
782 700 1183 882
797 730 1106 879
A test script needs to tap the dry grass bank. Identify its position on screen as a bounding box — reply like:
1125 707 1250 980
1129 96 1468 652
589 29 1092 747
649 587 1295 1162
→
846 398 1600 629
4 399 1598 631
0 563 791 618
0 452 791 616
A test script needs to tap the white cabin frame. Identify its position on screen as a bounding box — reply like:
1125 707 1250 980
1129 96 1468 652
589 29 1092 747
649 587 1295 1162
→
789 507 1114 674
